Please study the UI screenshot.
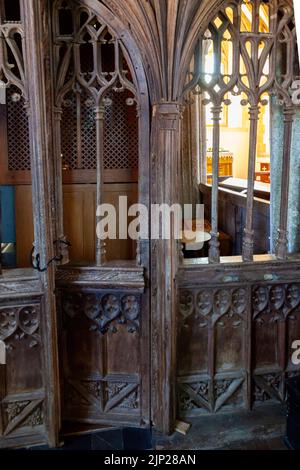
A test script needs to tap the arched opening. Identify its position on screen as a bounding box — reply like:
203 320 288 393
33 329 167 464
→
0 1 34 270
176 0 300 423
52 0 151 432
181 0 299 261
52 0 149 266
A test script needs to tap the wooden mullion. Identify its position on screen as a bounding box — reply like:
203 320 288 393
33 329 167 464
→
95 105 106 265
208 105 222 263
276 107 294 260
0 361 6 436
208 322 216 412
245 285 252 410
242 105 260 262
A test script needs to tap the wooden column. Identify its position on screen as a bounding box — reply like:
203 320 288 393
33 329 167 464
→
22 0 60 447
242 105 260 262
276 106 294 260
209 105 222 263
151 102 182 434
95 104 106 265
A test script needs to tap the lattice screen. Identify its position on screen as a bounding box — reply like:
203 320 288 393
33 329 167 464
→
7 85 31 171
103 90 138 170
61 92 78 170
60 89 138 171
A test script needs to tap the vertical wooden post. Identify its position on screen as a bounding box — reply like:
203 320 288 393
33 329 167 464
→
0 353 5 436
276 106 294 260
151 102 182 434
53 107 69 264
76 88 82 170
209 105 222 263
242 105 260 262
95 104 106 265
22 0 60 448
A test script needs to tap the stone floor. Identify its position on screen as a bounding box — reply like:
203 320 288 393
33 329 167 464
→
31 404 293 451
154 404 289 450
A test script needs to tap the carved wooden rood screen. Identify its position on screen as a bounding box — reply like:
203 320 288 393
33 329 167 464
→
177 0 300 419
0 0 52 449
0 0 300 449
53 0 150 430
0 0 150 448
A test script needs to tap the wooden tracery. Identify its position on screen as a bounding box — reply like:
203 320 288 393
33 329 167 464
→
52 0 141 265
0 2 31 188
0 1 32 273
186 0 298 263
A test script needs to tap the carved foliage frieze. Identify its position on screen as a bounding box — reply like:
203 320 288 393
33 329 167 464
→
178 377 244 414
61 292 141 334
253 373 283 403
2 398 44 436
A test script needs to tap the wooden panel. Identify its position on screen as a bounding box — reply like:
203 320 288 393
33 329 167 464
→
15 186 34 268
62 169 138 185
63 188 88 264
0 296 46 446
177 264 300 418
58 288 143 426
63 183 138 264
178 291 209 376
200 183 270 256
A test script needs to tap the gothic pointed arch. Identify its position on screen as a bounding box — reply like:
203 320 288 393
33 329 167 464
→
51 0 150 265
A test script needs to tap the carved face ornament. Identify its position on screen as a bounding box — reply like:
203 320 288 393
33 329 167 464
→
232 288 247 315
197 290 213 316
0 309 17 340
102 295 120 320
253 286 268 313
286 284 300 309
84 295 101 320
270 286 285 310
179 291 193 318
214 290 231 316
122 296 139 321
19 307 39 336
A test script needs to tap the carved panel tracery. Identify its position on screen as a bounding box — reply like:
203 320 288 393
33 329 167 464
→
52 0 139 178
0 4 31 184
177 279 300 417
185 0 298 262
